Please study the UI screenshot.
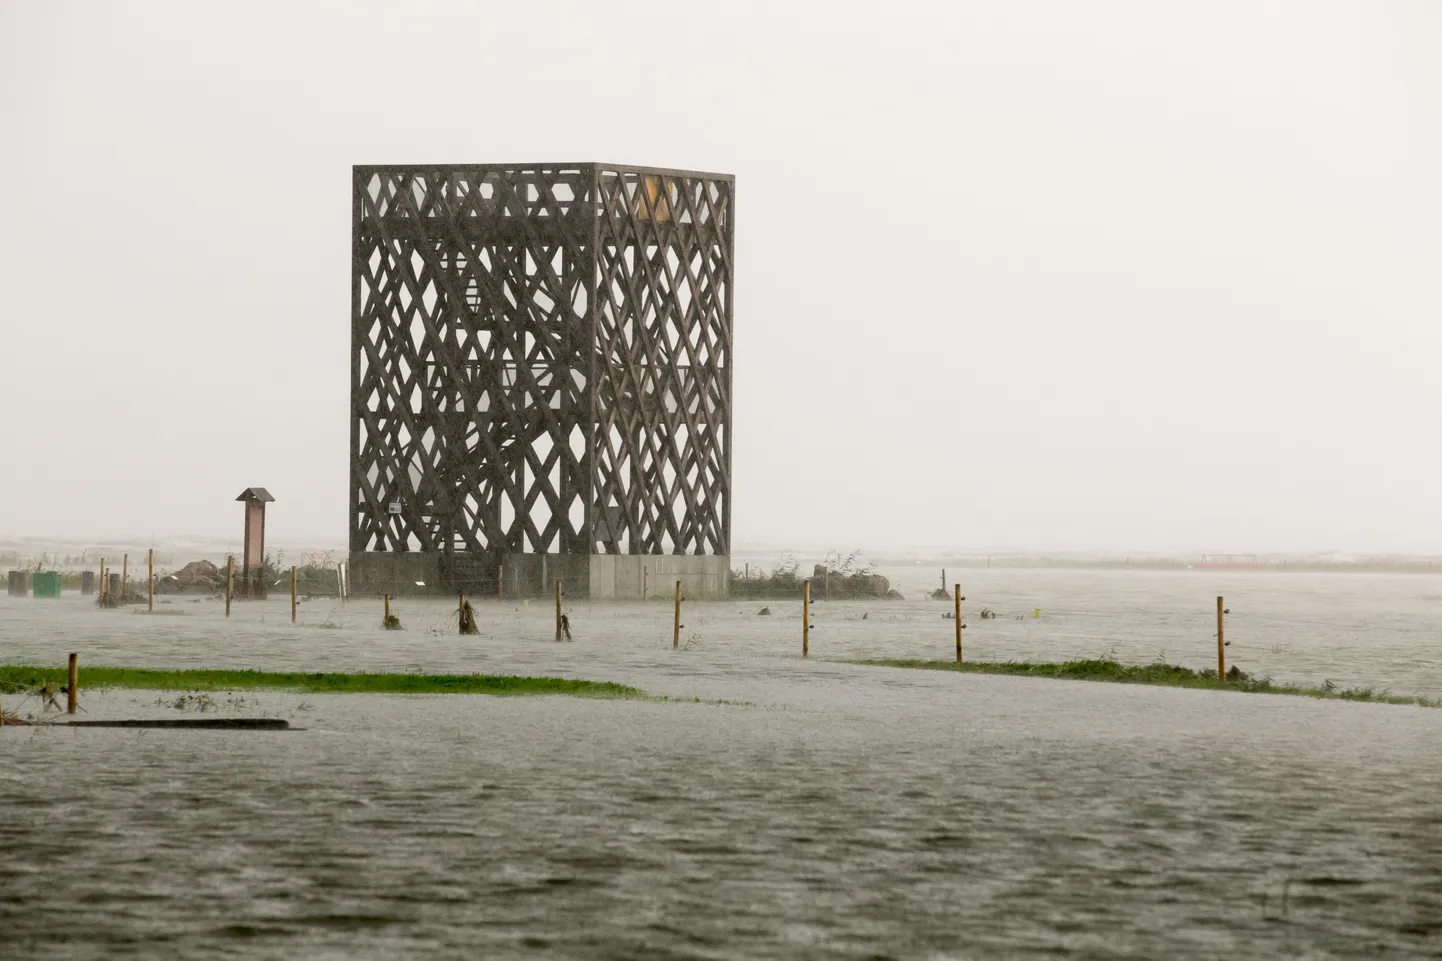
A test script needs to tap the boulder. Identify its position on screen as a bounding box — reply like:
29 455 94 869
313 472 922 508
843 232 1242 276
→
812 566 892 598
160 559 224 594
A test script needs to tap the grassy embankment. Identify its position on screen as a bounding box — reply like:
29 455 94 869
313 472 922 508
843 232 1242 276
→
845 658 1441 708
0 666 641 699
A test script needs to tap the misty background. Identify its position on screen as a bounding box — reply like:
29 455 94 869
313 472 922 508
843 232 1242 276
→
1 0 1438 555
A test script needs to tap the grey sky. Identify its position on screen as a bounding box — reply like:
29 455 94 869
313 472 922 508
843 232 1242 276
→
2 1 1438 554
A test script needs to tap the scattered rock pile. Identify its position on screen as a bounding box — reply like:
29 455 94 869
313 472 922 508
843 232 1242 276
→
159 560 224 594
811 565 895 599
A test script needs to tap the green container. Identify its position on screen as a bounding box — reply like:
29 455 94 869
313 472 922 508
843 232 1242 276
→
32 571 62 598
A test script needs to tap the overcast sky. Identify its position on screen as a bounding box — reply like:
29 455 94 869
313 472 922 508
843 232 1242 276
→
1 1 1439 554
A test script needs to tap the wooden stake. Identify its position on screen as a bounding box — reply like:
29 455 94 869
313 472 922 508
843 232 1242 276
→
225 556 233 617
99 558 106 600
803 579 811 658
121 553 129 605
291 566 298 623
673 580 681 649
1217 595 1225 683
555 579 563 641
67 653 78 714
384 594 391 621
642 565 648 601
942 568 947 591
147 548 154 612
955 584 963 664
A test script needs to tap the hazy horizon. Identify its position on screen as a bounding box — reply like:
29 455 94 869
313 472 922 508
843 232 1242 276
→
3 1 1439 555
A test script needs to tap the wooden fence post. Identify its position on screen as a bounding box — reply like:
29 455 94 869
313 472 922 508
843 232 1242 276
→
147 549 154 612
555 580 563 641
803 579 811 658
955 585 963 664
67 653 78 714
121 554 129 605
1217 595 1226 683
673 581 681 649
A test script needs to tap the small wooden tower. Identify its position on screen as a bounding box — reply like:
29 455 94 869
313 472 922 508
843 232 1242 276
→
236 487 275 598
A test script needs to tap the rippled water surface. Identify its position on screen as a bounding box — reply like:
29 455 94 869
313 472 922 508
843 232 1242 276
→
3 570 1441 958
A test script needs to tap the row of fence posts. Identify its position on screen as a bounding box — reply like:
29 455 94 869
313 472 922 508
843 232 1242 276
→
216 560 351 620
89 551 155 608
326 577 1235 685
795 580 1234 684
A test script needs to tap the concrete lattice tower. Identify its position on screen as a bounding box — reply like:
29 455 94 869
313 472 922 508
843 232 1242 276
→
349 163 734 598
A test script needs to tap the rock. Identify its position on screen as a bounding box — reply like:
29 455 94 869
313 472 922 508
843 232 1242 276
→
758 607 771 616
886 589 905 600
160 559 224 594
809 566 892 599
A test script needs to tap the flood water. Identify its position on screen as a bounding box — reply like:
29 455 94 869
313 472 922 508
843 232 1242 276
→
3 569 1441 958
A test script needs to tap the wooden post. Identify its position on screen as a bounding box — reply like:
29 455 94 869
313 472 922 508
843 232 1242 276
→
955 584 963 663
498 564 504 602
555 580 562 641
1217 595 1226 683
673 580 681 649
942 568 947 591
290 566 298 623
67 653 78 714
643 565 648 601
225 556 233 617
336 565 344 601
344 562 351 598
384 594 391 622
120 553 129 604
99 558 106 600
147 548 154 612
803 579 811 658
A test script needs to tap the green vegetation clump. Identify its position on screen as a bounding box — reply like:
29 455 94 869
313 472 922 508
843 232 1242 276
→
730 556 804 599
0 666 643 699
844 657 1440 708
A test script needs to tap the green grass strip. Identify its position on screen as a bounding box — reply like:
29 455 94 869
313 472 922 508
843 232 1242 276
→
0 666 642 699
843 658 1441 708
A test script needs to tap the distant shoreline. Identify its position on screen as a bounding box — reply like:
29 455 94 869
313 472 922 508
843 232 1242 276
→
866 558 1442 575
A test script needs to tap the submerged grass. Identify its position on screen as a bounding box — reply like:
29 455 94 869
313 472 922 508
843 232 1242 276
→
844 657 1441 708
0 666 642 699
